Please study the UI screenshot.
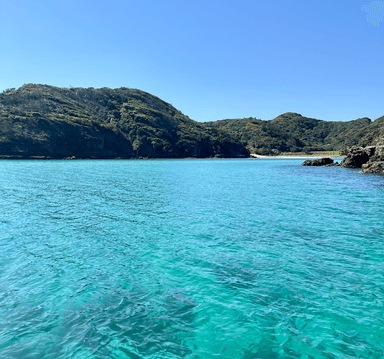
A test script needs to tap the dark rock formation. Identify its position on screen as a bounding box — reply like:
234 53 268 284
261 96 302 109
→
340 146 384 174
301 158 337 166
362 161 384 174
340 146 372 168
323 162 341 167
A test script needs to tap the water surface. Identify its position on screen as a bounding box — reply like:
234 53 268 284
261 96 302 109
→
0 159 383 358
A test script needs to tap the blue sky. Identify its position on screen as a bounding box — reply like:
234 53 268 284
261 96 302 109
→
0 0 383 122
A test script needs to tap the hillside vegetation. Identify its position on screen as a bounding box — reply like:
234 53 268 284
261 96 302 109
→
1 84 383 158
0 84 248 159
204 113 382 155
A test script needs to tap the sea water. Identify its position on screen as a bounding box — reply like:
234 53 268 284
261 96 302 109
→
0 159 383 359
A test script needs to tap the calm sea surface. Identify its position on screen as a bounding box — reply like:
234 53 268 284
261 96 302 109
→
0 159 383 359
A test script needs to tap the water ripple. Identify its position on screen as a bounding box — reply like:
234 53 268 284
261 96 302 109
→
0 159 383 358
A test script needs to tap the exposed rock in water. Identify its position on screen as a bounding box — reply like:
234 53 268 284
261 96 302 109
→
323 162 341 167
362 161 384 174
340 146 373 168
341 146 384 174
301 158 338 166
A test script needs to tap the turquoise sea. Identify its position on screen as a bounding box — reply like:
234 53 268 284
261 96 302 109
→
0 159 383 359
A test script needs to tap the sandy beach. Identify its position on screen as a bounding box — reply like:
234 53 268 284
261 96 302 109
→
250 154 345 159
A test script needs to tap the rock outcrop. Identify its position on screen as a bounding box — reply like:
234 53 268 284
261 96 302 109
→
362 161 384 174
340 146 373 168
340 146 384 174
301 158 339 166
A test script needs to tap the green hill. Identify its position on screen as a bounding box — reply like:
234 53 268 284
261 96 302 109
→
1 84 382 158
204 113 381 155
0 84 249 159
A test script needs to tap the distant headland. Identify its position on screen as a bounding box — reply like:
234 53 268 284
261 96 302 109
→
1 84 383 160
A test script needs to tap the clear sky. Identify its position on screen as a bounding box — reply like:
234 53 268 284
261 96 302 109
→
0 0 383 122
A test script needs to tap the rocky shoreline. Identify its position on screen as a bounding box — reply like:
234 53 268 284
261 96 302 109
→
301 158 340 167
301 146 384 174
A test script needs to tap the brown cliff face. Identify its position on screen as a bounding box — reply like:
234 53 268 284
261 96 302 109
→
0 84 249 159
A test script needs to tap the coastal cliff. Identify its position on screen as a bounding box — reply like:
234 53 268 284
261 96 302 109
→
0 84 249 159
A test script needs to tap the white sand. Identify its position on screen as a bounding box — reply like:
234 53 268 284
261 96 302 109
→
250 154 345 159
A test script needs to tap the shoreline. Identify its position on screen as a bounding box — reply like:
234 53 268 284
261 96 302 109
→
0 154 345 160
250 154 345 159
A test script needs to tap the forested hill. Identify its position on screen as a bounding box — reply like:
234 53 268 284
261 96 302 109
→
0 84 249 159
1 84 382 158
204 113 384 155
